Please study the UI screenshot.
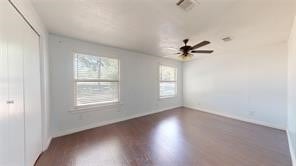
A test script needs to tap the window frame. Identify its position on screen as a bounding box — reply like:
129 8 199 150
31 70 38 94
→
159 64 177 99
73 52 120 110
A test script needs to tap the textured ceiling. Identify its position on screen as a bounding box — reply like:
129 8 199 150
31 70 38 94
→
32 0 295 60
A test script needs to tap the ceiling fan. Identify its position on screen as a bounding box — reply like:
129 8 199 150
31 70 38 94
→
175 39 213 60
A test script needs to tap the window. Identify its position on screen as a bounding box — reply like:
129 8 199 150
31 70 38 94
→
74 53 119 107
159 65 177 98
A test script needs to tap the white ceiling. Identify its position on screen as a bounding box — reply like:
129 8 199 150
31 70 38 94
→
32 0 295 60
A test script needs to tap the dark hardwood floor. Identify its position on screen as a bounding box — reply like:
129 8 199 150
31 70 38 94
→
36 107 292 166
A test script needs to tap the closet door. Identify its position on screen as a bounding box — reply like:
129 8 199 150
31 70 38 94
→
0 1 10 165
23 19 42 166
0 1 26 166
0 1 42 165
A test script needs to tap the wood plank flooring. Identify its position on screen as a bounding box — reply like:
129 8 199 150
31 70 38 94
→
36 107 292 166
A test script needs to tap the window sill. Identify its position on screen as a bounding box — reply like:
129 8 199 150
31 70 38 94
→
70 102 122 113
159 96 177 100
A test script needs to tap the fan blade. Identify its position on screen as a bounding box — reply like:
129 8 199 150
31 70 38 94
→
191 50 213 54
164 53 182 58
191 41 210 50
166 47 179 51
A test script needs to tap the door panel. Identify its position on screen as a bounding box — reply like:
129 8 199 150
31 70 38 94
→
0 1 10 165
5 1 26 165
24 21 42 166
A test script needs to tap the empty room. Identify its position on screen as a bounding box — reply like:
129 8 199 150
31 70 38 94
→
1 0 296 165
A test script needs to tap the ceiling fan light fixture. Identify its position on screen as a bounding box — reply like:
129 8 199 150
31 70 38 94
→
179 54 193 61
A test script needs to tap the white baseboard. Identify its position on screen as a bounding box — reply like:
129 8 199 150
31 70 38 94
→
53 106 181 138
43 136 52 151
287 131 296 166
185 106 286 130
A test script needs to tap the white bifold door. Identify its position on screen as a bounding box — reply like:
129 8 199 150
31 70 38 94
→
0 1 42 166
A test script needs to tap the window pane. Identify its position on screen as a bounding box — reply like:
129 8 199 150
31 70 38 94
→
160 82 176 98
99 57 119 80
75 54 119 80
75 54 99 79
160 65 176 81
76 82 119 106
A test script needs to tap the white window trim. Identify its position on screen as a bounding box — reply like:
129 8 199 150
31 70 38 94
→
71 101 122 113
159 64 178 99
72 52 121 111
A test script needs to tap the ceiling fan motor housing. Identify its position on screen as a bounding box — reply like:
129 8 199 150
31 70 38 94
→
180 45 192 54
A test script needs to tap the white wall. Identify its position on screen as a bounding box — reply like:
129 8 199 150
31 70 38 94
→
9 0 50 150
49 34 183 137
183 42 288 130
288 16 296 165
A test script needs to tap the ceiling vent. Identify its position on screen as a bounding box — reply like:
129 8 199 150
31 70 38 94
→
176 0 198 11
222 37 232 42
